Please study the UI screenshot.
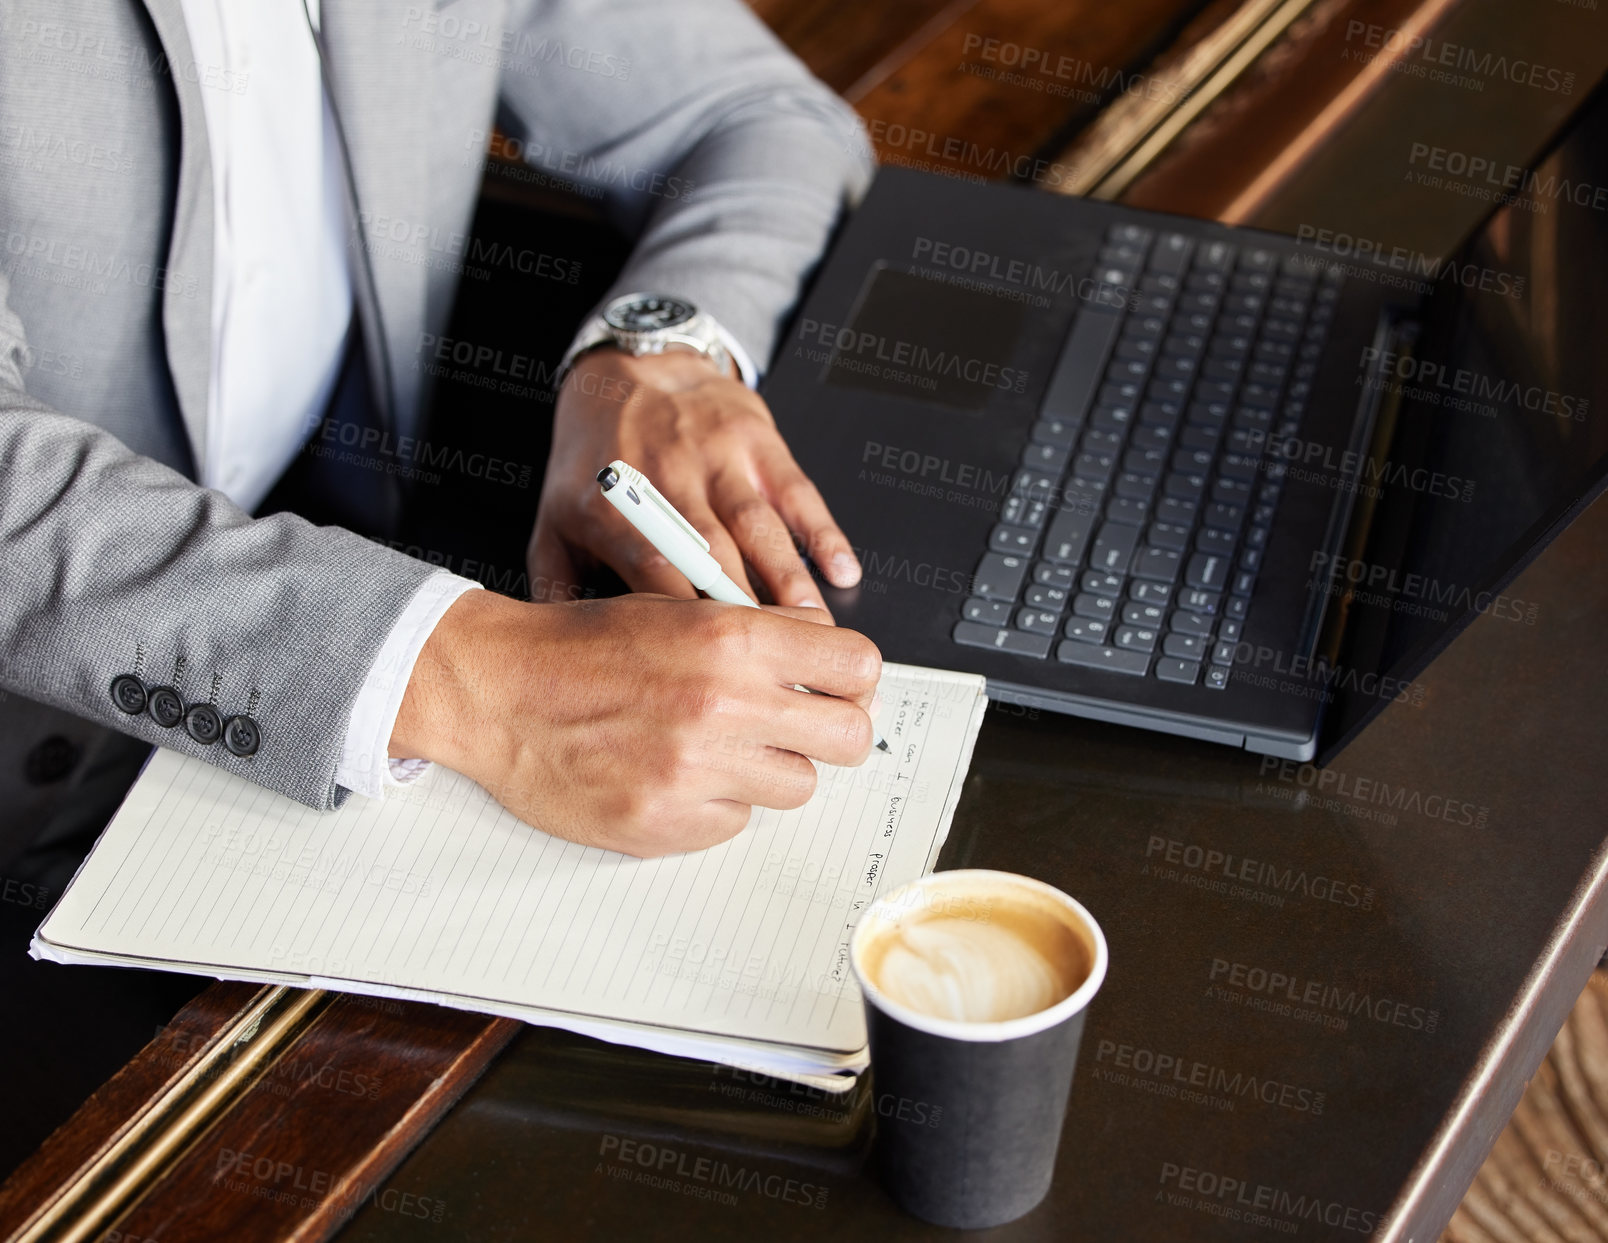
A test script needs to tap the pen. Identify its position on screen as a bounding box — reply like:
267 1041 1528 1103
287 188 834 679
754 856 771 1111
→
597 459 890 754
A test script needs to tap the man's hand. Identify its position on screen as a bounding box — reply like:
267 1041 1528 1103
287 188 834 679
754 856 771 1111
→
528 348 862 611
389 590 882 857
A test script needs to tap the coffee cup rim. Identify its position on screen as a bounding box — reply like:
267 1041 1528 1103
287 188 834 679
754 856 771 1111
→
850 869 1108 1043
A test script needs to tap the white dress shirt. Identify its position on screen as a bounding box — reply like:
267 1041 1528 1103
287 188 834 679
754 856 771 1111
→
177 0 476 798
179 0 352 509
176 0 756 799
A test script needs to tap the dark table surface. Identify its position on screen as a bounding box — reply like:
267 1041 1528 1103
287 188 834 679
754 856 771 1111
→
319 14 1608 1236
327 482 1608 1242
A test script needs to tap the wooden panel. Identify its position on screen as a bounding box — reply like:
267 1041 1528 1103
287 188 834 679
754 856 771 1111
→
102 996 519 1243
1103 0 1608 248
0 987 518 1243
0 983 264 1239
1106 0 1442 217
1228 0 1608 241
850 0 1213 182
746 0 974 95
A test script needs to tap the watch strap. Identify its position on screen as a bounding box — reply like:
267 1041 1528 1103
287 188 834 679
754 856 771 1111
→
555 297 732 388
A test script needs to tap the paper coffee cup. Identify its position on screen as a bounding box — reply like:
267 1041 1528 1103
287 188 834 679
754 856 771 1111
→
850 870 1108 1229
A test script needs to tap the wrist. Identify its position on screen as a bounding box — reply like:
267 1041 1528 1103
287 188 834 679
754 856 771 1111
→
560 293 734 390
568 345 733 397
389 588 520 774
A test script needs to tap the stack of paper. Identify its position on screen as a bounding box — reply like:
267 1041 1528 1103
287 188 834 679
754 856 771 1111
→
34 664 988 1090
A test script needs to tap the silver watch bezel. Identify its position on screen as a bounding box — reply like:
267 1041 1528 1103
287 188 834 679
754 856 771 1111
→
601 294 697 338
557 292 731 387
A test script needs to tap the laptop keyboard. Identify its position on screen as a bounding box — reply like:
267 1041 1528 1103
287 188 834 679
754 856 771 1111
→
952 223 1341 688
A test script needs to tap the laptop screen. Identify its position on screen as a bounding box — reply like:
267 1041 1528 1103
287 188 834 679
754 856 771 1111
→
1320 79 1608 758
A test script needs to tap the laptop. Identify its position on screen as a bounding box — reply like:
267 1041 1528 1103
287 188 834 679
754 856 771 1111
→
764 84 1608 763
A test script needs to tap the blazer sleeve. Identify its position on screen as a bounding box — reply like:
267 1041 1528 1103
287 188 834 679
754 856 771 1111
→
0 269 442 811
495 0 876 372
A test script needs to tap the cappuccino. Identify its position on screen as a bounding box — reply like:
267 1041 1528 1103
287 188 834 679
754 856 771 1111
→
857 876 1094 1024
850 870 1108 1228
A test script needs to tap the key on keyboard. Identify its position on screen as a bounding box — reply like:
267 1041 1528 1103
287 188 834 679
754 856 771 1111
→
952 227 1340 689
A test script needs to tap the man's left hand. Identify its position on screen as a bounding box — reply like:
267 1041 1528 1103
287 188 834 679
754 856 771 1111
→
527 348 863 610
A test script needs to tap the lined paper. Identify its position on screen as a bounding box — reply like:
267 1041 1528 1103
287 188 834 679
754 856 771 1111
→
37 664 987 1066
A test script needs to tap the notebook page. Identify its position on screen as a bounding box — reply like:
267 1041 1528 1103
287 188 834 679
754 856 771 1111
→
37 664 987 1056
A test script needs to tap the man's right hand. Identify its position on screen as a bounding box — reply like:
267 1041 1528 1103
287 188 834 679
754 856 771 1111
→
388 591 882 857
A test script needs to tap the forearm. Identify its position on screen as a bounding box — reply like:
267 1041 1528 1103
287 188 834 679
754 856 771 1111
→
599 97 873 368
386 587 507 775
334 572 482 798
0 404 442 809
497 0 874 368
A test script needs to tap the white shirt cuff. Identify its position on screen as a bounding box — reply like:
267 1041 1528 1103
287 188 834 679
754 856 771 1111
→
335 571 482 799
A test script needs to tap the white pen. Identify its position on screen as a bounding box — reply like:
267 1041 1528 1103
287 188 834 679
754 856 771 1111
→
597 459 890 753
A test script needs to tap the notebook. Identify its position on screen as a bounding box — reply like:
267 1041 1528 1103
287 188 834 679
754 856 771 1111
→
33 663 988 1091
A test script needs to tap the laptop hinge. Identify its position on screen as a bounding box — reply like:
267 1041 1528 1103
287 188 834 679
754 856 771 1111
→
1297 311 1420 671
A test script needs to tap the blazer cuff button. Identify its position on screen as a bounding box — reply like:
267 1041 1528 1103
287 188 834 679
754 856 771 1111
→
110 675 148 715
184 703 224 746
224 715 261 758
148 687 184 729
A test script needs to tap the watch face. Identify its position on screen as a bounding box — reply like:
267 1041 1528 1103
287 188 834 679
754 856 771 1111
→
604 295 695 334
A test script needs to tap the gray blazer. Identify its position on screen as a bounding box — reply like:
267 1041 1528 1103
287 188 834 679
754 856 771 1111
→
0 0 872 867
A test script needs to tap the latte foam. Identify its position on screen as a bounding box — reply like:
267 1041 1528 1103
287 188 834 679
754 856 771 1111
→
871 914 1078 1024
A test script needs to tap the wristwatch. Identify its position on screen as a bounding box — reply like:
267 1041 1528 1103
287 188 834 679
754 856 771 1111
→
556 293 732 386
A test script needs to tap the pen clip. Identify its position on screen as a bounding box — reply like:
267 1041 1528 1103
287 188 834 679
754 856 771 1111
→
636 472 710 552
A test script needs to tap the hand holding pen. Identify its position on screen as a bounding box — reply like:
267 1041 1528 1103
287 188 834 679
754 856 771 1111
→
598 460 890 754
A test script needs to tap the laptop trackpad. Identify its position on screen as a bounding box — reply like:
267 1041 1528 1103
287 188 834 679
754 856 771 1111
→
819 266 1039 411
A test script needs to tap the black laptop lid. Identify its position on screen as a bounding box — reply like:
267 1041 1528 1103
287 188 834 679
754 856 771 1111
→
1320 79 1608 760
